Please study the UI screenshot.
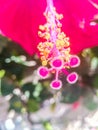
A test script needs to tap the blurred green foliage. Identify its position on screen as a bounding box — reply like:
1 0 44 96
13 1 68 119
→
0 34 98 116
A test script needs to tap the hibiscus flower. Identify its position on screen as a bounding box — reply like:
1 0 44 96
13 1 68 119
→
0 0 98 55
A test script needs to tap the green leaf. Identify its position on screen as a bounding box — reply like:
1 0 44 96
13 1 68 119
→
9 95 23 113
86 101 98 110
83 94 98 110
27 99 40 112
62 85 81 103
91 47 98 57
22 83 35 99
93 75 98 88
50 102 56 111
43 121 53 130
1 78 14 96
0 69 5 78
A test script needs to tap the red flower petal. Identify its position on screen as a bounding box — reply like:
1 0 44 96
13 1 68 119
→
0 0 46 55
0 0 98 55
54 0 98 54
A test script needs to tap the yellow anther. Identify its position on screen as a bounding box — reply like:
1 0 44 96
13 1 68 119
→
41 56 45 60
61 32 66 37
58 34 64 39
42 60 47 66
38 31 43 37
56 28 61 33
65 41 70 46
45 33 50 40
59 14 63 20
39 25 45 31
57 23 62 28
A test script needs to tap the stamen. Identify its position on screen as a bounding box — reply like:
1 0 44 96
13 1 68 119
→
37 0 80 89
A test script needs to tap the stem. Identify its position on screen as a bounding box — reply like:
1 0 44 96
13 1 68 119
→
55 70 59 80
46 0 60 56
46 0 54 8
46 0 56 42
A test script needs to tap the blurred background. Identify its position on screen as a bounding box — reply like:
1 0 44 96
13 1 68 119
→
1 34 98 130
